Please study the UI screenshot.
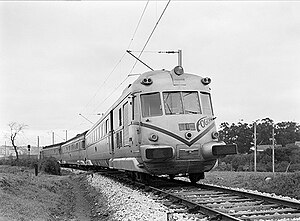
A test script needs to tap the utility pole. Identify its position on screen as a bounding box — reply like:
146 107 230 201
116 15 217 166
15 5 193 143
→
52 132 54 145
272 125 275 173
4 141 6 159
65 130 68 141
254 122 257 172
37 136 40 160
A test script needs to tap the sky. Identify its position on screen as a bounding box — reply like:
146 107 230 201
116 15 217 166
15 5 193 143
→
1 1 300 147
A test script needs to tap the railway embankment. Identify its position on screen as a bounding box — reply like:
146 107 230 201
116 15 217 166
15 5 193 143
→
1 164 300 221
0 165 110 221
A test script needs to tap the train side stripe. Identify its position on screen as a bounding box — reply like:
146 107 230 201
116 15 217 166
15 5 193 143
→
132 122 215 146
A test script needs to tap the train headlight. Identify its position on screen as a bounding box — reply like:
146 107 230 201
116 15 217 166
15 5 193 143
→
149 133 159 142
173 66 184 76
185 132 193 140
211 131 219 139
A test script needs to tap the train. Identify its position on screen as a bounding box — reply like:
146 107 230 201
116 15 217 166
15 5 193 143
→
41 65 237 183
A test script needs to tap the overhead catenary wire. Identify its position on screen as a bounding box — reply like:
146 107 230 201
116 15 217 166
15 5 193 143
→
129 0 171 74
94 0 172 113
80 1 150 115
92 75 131 113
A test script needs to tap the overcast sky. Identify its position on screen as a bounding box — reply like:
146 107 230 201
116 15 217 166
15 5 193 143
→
1 1 300 147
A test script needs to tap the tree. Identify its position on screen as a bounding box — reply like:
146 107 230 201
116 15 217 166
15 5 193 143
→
219 121 253 153
255 118 274 145
8 122 28 160
275 122 300 146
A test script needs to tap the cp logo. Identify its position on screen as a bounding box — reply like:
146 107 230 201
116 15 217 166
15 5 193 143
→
196 117 213 132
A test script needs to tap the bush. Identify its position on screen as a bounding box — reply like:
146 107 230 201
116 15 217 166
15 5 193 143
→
39 157 61 175
289 163 300 172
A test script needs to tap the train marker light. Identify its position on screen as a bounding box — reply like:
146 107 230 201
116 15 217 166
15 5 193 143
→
173 66 184 76
141 77 153 85
211 131 219 139
201 77 211 85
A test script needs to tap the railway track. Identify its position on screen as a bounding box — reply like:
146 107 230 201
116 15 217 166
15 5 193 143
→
102 172 300 221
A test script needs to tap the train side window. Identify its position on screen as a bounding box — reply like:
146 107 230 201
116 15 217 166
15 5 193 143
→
105 119 109 134
132 96 135 120
141 92 162 117
119 108 122 126
200 92 214 115
102 123 104 137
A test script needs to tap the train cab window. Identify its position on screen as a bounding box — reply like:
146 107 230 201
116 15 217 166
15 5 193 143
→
182 92 201 114
200 92 213 115
163 91 201 115
141 92 162 117
163 92 184 115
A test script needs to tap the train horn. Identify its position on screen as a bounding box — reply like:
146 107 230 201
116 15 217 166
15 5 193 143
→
201 77 211 85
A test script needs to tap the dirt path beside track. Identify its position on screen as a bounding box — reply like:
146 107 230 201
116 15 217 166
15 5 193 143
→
0 166 111 221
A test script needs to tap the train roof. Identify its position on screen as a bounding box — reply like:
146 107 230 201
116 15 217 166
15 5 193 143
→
42 130 88 149
62 130 88 146
42 142 65 150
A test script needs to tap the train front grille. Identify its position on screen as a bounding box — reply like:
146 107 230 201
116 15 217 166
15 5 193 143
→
176 144 200 160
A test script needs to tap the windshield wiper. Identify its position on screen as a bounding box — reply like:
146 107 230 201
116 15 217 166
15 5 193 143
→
185 109 199 114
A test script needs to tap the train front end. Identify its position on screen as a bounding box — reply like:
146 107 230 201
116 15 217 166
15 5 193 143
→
134 66 237 183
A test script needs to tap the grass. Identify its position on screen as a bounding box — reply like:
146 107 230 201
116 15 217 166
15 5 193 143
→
203 171 300 200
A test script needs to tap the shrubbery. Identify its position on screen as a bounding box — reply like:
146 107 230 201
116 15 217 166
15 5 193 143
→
0 158 38 168
0 157 61 175
38 157 61 175
217 144 300 172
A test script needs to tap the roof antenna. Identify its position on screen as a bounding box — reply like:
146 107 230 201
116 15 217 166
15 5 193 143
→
158 49 182 66
126 50 154 71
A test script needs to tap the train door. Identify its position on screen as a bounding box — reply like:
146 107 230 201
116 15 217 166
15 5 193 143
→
109 110 114 155
123 102 129 146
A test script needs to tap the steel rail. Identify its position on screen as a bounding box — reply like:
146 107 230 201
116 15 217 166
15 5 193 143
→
197 183 300 210
148 185 242 221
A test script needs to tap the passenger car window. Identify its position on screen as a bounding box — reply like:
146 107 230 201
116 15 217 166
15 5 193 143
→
141 93 162 117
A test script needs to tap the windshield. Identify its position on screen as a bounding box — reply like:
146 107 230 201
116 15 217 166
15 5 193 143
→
200 92 213 115
141 92 162 117
163 91 201 115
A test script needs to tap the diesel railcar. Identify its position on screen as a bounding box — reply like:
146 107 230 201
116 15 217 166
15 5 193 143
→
83 66 237 183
